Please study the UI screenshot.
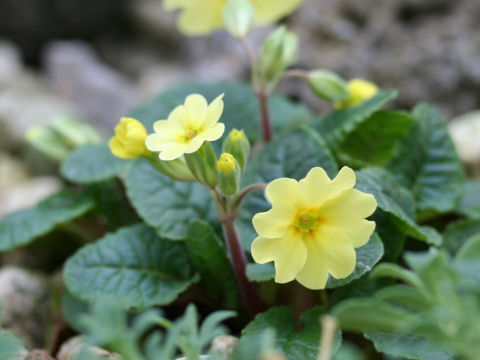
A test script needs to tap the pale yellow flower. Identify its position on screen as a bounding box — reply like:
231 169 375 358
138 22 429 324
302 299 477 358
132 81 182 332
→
335 79 379 109
109 117 149 159
251 167 377 290
146 94 225 161
164 0 304 35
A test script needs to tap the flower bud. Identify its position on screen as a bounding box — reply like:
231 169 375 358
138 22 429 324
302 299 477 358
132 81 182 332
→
109 117 149 159
50 116 100 148
223 0 254 38
335 79 379 109
184 142 218 188
216 153 241 195
25 126 71 162
222 129 250 170
307 70 349 102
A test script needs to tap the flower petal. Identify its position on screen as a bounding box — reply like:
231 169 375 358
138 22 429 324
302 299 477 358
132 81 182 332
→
265 178 299 209
167 105 189 128
159 143 189 161
252 208 292 238
321 188 377 220
251 233 307 283
184 136 205 154
318 230 356 279
326 219 376 248
295 235 329 290
203 94 224 129
203 122 225 141
251 0 303 24
185 94 208 125
298 167 331 206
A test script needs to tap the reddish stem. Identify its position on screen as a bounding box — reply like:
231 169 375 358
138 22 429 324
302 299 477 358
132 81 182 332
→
257 92 273 142
221 219 264 315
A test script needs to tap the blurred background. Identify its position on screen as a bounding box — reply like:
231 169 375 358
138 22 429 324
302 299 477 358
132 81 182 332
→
0 0 479 348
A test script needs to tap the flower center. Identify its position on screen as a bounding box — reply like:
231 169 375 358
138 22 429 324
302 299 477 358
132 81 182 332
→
296 212 318 233
183 129 198 143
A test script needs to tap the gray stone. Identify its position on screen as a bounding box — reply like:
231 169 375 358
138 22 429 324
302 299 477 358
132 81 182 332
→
0 267 51 348
0 41 21 86
57 336 122 360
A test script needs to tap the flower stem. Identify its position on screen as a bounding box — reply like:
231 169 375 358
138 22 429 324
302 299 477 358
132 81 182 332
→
257 91 273 142
221 219 264 315
318 315 338 360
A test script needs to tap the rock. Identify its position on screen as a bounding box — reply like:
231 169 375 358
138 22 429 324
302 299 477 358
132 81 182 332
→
0 154 29 195
0 267 50 348
57 336 122 360
24 350 54 360
0 176 62 218
0 41 21 86
44 41 138 129
210 335 238 356
449 110 480 178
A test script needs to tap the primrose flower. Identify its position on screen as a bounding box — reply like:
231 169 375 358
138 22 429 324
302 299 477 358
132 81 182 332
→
335 79 379 109
164 0 304 36
251 167 377 290
109 117 149 159
146 94 225 161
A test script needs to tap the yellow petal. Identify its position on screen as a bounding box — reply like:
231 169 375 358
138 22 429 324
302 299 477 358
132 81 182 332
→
159 143 189 161
326 219 376 248
203 123 225 141
265 178 299 209
176 0 224 36
146 133 175 152
167 105 188 128
203 94 224 129
184 135 205 154
252 208 292 238
251 233 307 283
295 235 329 290
321 188 377 220
298 167 331 206
317 230 356 279
185 94 208 125
109 138 131 159
251 0 303 24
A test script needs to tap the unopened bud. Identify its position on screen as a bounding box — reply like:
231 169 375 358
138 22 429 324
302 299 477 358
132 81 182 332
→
307 70 349 102
50 116 100 148
216 153 241 195
222 129 250 170
25 126 71 162
223 0 254 38
335 79 379 109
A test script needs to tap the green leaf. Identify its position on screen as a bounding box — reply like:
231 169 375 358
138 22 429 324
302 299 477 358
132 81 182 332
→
236 126 337 249
455 234 480 261
62 289 90 333
313 90 397 150
128 81 311 144
240 307 341 360
125 159 217 240
457 181 480 218
246 263 275 282
444 218 480 254
356 167 442 245
388 104 465 214
338 110 413 167
61 144 130 184
64 224 198 309
0 189 94 252
185 220 239 307
326 233 384 288
370 263 423 289
364 332 453 360
0 330 27 360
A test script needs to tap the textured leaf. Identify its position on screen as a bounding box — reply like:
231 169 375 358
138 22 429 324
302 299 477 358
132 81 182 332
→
186 220 238 307
62 289 90 333
444 218 480 255
327 233 384 288
240 307 341 360
236 126 337 249
313 90 397 150
457 180 480 218
64 224 198 309
365 332 453 360
246 263 275 282
356 167 442 245
0 189 94 252
0 331 27 360
61 144 130 184
455 233 480 261
128 81 311 144
338 110 412 167
125 159 217 240
388 104 464 214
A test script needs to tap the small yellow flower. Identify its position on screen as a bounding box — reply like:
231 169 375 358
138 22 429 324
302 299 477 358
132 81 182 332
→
216 152 237 175
146 94 225 161
251 167 377 290
335 79 379 109
109 117 149 159
164 0 304 36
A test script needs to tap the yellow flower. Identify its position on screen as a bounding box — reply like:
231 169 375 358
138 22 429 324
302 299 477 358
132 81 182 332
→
164 0 304 36
335 79 379 109
109 117 149 159
216 152 237 175
146 94 225 161
251 167 377 290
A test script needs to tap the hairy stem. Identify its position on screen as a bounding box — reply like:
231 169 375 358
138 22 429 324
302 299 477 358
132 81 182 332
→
257 92 273 142
221 219 264 315
318 315 338 360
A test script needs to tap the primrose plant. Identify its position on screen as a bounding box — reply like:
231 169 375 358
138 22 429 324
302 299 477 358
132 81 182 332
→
0 0 476 359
